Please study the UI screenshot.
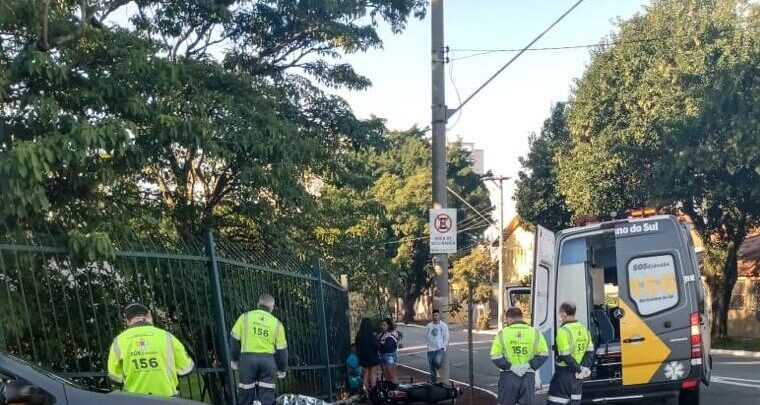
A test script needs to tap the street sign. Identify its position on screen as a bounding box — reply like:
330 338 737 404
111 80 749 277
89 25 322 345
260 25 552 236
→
430 208 457 254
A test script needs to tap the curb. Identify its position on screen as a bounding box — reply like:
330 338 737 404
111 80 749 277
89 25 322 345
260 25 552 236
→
711 348 760 358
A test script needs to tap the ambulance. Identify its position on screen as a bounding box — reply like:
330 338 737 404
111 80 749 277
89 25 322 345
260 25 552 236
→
526 214 711 404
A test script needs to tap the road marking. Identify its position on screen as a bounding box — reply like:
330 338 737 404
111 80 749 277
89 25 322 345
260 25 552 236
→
397 364 498 398
712 376 760 384
400 350 432 356
398 340 492 353
714 361 760 365
711 376 760 389
711 348 760 358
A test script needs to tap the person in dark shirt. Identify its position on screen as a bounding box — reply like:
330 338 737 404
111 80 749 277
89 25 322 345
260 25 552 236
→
355 318 381 392
379 318 400 385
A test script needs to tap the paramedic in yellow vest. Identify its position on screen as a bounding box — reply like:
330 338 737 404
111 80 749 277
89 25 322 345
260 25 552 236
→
230 293 288 405
107 303 194 397
490 307 549 405
547 301 595 405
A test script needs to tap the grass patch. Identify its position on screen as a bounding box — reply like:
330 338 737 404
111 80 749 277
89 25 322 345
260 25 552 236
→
712 337 760 352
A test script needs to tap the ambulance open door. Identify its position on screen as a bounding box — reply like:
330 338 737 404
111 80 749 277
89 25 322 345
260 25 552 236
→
531 225 556 391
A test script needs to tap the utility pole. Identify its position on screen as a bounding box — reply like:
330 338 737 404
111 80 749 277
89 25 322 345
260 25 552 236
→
484 176 509 329
467 283 475 405
431 0 450 384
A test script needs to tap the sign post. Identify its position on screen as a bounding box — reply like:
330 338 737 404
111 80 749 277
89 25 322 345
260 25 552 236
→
430 208 457 254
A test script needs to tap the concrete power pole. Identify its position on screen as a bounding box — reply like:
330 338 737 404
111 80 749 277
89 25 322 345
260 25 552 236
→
498 180 505 330
431 0 450 384
484 176 509 329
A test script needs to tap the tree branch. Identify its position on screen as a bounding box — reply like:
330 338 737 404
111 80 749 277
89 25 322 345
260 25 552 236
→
682 198 708 241
256 24 321 60
170 25 198 60
184 24 212 57
207 165 237 210
41 0 50 50
186 34 229 58
181 148 196 203
96 0 131 25
50 0 89 47
149 167 175 209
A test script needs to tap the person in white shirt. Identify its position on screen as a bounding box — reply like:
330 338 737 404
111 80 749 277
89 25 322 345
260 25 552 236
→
425 309 450 383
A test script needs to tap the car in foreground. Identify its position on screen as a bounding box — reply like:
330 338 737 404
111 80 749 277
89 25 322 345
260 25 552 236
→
0 352 204 405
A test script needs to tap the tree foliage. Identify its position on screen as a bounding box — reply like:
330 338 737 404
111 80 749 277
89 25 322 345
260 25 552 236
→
518 0 760 337
1 0 440 392
451 245 494 303
0 0 426 244
514 102 573 231
310 128 492 321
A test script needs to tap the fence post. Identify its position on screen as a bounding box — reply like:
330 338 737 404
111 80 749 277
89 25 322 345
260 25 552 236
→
206 230 237 405
312 258 333 400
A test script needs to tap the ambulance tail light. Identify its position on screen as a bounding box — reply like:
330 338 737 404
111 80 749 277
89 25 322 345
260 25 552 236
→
690 312 702 358
681 379 699 390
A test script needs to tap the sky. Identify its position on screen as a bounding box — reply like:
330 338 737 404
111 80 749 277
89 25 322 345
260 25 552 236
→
333 0 652 223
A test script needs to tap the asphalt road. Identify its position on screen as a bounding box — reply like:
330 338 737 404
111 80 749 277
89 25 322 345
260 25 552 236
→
397 325 760 404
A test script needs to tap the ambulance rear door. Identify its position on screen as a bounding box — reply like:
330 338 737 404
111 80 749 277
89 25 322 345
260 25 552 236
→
614 217 692 386
532 225 556 391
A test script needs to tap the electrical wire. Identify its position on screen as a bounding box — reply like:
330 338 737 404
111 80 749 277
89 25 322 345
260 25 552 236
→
454 211 492 231
446 59 463 131
449 0 587 116
449 35 681 61
383 222 491 245
447 186 495 226
457 215 491 228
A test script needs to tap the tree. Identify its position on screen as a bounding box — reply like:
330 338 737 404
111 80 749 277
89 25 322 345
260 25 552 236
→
1 0 432 395
556 0 760 337
1 0 427 243
451 245 495 329
451 245 494 302
514 102 574 231
370 129 492 321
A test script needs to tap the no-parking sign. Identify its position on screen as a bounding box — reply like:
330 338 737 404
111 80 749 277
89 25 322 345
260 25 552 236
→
429 209 457 254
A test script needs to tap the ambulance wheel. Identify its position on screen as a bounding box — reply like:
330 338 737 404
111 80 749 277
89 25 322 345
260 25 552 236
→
679 388 700 405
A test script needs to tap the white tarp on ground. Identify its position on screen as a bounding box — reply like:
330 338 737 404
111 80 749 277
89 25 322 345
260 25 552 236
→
276 394 330 405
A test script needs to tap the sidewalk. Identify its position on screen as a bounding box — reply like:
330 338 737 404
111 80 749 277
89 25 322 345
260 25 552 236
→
396 365 497 405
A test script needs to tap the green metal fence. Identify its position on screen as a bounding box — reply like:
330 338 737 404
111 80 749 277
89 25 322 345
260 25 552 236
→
0 229 350 404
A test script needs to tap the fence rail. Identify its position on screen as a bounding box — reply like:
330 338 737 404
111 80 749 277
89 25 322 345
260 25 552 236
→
0 229 350 404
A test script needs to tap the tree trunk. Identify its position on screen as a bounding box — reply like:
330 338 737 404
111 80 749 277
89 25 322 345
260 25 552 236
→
707 276 723 338
717 239 741 338
402 294 416 323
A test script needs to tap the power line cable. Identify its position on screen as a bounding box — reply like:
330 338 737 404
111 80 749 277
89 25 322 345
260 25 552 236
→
456 216 487 230
446 59 463 130
383 222 490 245
447 186 495 226
450 0 587 116
449 35 680 61
450 25 754 62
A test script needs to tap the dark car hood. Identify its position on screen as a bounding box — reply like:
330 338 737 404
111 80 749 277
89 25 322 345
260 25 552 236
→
66 387 205 404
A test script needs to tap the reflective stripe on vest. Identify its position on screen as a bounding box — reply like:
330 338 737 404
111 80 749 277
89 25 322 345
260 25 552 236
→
242 312 250 352
165 332 175 381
